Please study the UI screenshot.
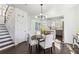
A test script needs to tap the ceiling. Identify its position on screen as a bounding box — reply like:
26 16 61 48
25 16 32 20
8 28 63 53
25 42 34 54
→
9 4 78 16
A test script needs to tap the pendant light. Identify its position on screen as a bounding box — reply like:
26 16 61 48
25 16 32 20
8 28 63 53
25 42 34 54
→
35 4 47 19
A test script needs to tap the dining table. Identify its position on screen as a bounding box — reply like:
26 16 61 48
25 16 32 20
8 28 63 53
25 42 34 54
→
35 34 45 53
33 30 55 53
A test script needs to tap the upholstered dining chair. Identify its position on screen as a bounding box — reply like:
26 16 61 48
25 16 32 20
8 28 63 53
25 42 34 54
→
39 33 53 53
28 34 38 53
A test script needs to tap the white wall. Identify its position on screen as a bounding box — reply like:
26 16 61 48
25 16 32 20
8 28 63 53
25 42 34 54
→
73 6 79 47
64 7 76 44
75 6 79 31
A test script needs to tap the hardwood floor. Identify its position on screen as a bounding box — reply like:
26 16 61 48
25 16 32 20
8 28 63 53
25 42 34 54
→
0 41 76 54
0 36 78 54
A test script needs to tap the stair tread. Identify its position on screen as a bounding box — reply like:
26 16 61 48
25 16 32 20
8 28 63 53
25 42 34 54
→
0 29 7 30
0 42 14 48
0 39 12 43
0 31 8 32
0 41 13 47
0 24 5 25
0 36 11 39
0 33 9 36
0 35 10 36
0 27 6 28
0 32 9 34
0 43 14 51
0 27 7 29
0 24 5 26
0 26 6 27
0 38 12 42
0 35 11 38
0 28 7 30
0 30 8 31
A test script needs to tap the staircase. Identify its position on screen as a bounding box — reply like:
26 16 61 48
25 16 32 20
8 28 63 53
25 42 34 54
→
0 24 14 51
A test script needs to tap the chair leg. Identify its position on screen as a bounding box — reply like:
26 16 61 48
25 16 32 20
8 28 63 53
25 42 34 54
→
28 44 30 50
30 46 32 53
44 49 45 54
53 42 55 51
39 45 40 53
29 44 31 53
51 47 52 54
36 45 38 53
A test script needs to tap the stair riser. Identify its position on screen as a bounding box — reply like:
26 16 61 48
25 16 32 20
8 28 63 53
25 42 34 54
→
0 28 7 30
0 24 5 25
0 30 8 32
0 38 12 42
0 32 9 35
0 36 11 40
0 44 14 51
0 39 12 43
0 35 11 38
0 26 6 28
0 41 13 46
0 29 7 30
0 33 9 36
0 31 8 33
0 27 7 29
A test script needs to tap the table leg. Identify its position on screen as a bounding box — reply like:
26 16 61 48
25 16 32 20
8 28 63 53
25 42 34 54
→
38 44 40 53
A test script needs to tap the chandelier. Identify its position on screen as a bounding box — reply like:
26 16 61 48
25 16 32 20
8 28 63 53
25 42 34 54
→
35 4 47 19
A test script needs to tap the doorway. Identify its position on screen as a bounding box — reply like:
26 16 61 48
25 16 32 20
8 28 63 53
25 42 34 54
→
56 21 64 42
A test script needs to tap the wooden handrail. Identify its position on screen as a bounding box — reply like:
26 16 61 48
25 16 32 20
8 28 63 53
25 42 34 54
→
4 5 9 23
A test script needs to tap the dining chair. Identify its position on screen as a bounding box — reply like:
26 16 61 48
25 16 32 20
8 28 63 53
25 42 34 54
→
28 34 38 53
39 33 53 53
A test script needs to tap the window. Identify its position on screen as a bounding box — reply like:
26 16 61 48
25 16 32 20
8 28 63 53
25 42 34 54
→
35 22 40 31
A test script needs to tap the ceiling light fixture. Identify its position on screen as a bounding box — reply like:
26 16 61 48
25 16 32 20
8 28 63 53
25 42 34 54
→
35 4 47 19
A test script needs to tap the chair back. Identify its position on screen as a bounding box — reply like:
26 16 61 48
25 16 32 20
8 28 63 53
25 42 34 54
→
51 30 56 42
44 34 53 48
28 34 32 43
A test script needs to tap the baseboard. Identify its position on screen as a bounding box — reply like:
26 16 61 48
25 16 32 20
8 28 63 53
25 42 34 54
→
14 41 27 46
